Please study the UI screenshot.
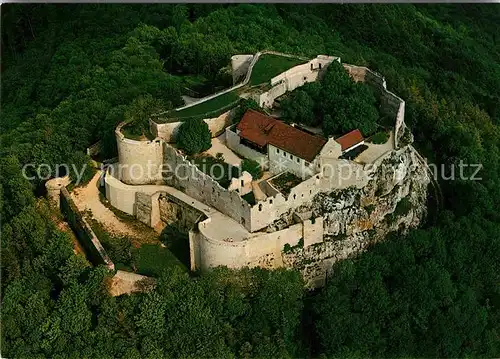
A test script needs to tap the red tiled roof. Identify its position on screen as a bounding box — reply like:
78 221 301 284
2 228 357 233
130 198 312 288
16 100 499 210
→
237 109 327 162
335 129 364 151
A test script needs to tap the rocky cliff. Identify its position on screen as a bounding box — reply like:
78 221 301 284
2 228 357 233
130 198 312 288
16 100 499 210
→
278 146 430 288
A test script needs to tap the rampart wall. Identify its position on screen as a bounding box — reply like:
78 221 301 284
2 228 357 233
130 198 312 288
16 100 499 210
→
115 122 164 185
60 188 115 271
162 143 254 230
257 55 339 108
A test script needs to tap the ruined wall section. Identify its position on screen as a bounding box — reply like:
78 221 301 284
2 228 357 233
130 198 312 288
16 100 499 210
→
163 143 253 230
194 220 304 271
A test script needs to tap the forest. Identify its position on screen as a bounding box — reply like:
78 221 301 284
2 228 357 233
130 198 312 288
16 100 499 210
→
1 4 499 358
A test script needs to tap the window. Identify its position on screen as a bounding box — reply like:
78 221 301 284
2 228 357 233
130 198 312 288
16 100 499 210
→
319 63 322 70
296 158 300 163
259 204 263 211
303 76 307 81
310 63 313 70
276 148 280 154
289 154 293 159
241 180 244 187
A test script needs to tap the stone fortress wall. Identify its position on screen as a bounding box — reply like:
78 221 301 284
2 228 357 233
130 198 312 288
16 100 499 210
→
161 138 379 233
107 51 422 286
256 55 340 108
149 50 267 143
115 122 164 185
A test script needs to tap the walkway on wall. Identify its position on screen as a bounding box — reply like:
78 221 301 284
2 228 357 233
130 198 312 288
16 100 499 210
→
71 170 148 240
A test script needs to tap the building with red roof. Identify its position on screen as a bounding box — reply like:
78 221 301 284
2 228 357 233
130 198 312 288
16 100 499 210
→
228 109 365 179
334 129 365 154
236 109 327 162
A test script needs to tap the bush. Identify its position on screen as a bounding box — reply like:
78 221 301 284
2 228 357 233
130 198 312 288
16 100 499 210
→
370 131 389 144
177 117 212 155
241 158 263 180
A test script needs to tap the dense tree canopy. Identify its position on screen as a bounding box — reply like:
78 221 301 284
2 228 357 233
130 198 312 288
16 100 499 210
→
1 4 499 358
177 118 212 155
281 62 380 136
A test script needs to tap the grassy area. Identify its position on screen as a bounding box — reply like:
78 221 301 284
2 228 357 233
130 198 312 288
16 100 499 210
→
191 154 240 188
250 54 306 85
162 90 240 122
269 172 303 197
121 122 155 141
87 216 186 276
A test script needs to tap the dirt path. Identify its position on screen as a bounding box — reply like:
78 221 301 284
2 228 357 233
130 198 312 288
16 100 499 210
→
71 171 141 239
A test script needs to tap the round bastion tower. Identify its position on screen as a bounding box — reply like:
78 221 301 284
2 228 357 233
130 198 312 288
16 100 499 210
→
45 175 71 209
115 122 165 185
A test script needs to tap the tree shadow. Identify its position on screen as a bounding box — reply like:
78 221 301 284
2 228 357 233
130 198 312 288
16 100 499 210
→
160 222 190 269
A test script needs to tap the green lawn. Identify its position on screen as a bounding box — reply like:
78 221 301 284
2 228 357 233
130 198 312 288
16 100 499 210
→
249 54 306 85
160 90 240 122
156 54 304 123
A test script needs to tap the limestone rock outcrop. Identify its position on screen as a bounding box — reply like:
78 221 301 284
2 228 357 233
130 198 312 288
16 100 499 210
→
280 146 429 287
